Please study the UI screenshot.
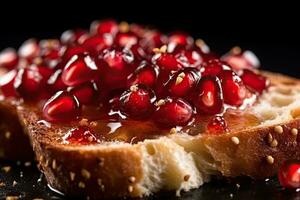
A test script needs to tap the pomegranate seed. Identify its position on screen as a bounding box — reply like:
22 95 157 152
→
0 48 19 70
0 69 18 97
60 29 88 45
127 61 158 88
176 49 204 68
129 44 147 60
61 46 88 62
47 69 67 93
193 76 223 114
129 24 146 37
140 31 167 53
14 66 48 99
200 59 230 77
278 160 300 189
222 47 260 70
153 97 193 127
65 127 98 144
68 82 98 105
18 39 40 61
62 54 100 86
81 35 113 56
90 19 118 36
120 84 156 119
43 91 81 122
166 68 200 97
207 116 227 134
152 49 184 72
115 32 139 48
168 32 193 52
220 70 246 106
109 95 121 111
98 47 135 89
241 69 269 94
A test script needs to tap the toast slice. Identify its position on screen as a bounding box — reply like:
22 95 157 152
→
13 71 300 199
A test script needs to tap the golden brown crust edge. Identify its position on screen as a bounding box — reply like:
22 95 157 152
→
203 118 300 177
0 100 33 161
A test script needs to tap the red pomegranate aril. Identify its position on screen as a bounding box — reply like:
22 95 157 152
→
61 46 88 62
60 29 88 45
153 97 193 127
130 44 147 60
81 35 113 55
220 70 246 106
18 39 40 61
65 127 98 144
47 69 67 93
0 69 18 97
222 47 260 70
193 76 223 114
115 32 139 48
241 69 269 94
278 160 300 189
140 31 167 52
90 19 118 36
176 49 204 68
62 54 100 86
166 68 200 97
98 47 135 89
14 67 44 99
168 32 193 52
0 48 19 70
200 59 229 77
127 61 158 88
68 82 98 105
207 116 227 134
43 91 81 122
152 51 183 72
120 84 156 119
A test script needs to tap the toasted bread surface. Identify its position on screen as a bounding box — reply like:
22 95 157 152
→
11 71 300 199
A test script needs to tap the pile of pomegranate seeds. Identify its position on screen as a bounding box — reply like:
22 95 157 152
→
0 20 269 130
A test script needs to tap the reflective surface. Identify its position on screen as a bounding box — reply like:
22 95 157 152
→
1 160 300 200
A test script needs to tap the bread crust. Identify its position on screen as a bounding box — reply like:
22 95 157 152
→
1 71 300 198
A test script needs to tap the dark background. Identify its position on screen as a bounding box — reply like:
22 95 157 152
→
0 2 299 78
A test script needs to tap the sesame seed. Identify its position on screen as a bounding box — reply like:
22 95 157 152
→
78 182 85 188
4 131 11 139
97 158 104 167
274 126 283 134
70 172 76 181
170 128 177 134
12 181 17 187
236 183 240 188
155 99 166 107
231 46 242 55
24 162 31 167
152 48 160 53
89 121 98 127
88 136 94 142
184 175 190 181
270 139 278 147
130 85 138 92
0 182 5 187
52 159 57 170
79 118 89 126
231 136 240 145
100 184 105 191
266 155 274 164
2 166 11 173
160 45 167 53
175 76 184 85
291 128 298 136
97 179 102 186
39 155 44 163
119 21 129 33
128 185 134 193
128 176 136 183
267 133 273 144
81 169 91 179
195 39 205 48
45 160 49 167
